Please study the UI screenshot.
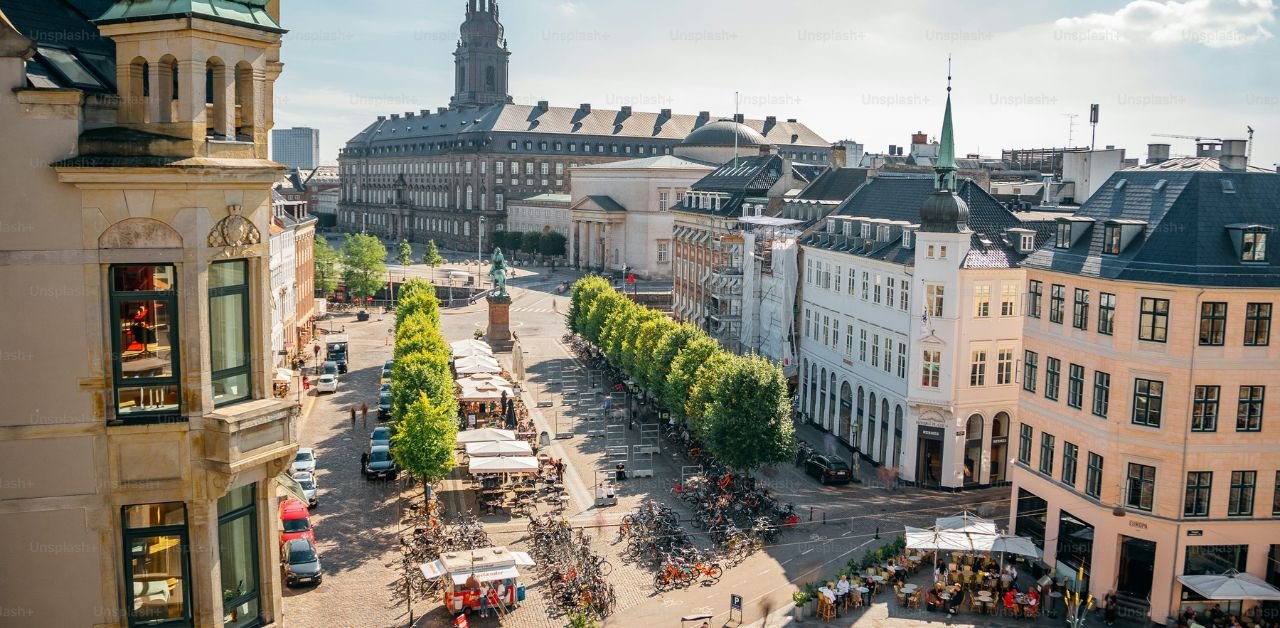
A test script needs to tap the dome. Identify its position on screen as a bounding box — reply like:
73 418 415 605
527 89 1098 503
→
919 190 969 233
680 120 767 147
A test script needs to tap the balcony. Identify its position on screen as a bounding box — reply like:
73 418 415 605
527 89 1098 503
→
203 398 298 480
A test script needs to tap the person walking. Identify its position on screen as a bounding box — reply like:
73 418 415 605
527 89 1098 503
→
360 402 368 427
350 406 356 429
360 451 368 473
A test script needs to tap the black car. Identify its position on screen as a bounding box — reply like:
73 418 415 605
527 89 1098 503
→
805 455 852 484
364 445 398 480
282 538 323 587
377 392 391 420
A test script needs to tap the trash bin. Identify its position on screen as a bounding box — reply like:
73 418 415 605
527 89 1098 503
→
538 431 550 447
516 585 525 602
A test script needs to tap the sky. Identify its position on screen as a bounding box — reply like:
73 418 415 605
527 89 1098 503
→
272 0 1280 169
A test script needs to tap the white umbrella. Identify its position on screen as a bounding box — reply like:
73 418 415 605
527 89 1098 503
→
451 339 494 359
465 440 533 457
455 428 516 444
273 367 295 383
455 355 502 375
468 456 539 474
990 535 1041 559
1177 571 1280 601
936 512 999 535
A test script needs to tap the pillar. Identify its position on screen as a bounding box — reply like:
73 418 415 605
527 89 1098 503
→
603 223 614 270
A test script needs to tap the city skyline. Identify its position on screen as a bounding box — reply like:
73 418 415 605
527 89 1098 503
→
276 0 1280 167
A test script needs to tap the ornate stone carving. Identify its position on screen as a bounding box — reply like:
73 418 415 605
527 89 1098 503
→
207 205 260 257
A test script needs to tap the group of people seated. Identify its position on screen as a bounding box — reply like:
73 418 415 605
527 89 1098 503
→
816 576 865 615
1178 603 1279 628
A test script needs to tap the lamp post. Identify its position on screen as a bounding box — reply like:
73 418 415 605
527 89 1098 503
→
477 215 486 290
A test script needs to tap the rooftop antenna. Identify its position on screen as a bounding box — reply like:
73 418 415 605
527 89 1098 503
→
1247 125 1255 166
1089 104 1100 150
733 91 740 161
1061 113 1079 146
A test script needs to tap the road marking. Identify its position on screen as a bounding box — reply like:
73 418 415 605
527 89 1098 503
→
800 549 813 555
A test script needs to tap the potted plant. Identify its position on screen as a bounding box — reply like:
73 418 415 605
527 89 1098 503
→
804 582 820 616
792 590 809 620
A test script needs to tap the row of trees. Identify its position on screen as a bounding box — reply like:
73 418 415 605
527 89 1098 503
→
388 279 458 485
568 277 795 471
491 230 567 258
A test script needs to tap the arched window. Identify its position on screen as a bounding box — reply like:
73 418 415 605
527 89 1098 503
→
157 55 178 123
879 398 890 463
893 406 904 469
965 414 985 487
235 61 256 139
464 221 470 237
818 368 828 430
466 185 474 211
991 412 1010 484
856 386 865 453
839 382 853 444
809 365 818 422
868 392 877 460
205 57 230 138
828 372 837 429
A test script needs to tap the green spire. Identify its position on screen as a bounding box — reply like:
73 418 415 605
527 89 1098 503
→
935 58 957 191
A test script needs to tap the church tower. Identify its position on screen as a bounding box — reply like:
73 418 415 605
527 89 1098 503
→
451 0 512 108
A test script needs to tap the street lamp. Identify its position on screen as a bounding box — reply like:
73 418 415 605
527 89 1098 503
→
477 215 485 290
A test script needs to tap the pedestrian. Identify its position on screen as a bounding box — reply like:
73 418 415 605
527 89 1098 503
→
556 460 565 483
360 401 368 425
360 451 368 472
1104 591 1118 626
350 406 356 428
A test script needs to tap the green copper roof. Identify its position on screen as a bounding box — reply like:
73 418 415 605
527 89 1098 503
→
96 0 284 33
934 92 957 191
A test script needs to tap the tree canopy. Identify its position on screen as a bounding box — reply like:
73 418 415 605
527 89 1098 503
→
340 233 388 300
313 235 339 295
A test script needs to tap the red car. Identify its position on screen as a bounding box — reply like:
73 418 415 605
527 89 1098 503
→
279 498 315 545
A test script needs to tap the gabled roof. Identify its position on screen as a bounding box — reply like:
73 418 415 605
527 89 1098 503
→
572 195 625 213
576 154 716 170
1024 169 1280 287
692 155 783 194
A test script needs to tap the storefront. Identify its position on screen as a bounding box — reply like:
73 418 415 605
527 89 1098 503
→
916 425 944 488
1180 545 1250 616
989 413 1009 484
1015 488 1047 550
963 414 983 487
1055 510 1094 591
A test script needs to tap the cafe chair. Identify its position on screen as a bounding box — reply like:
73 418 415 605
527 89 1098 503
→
1003 599 1021 618
895 584 906 606
817 597 837 621
908 591 921 610
1024 602 1040 620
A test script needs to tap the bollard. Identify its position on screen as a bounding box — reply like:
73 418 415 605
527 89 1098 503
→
874 526 880 540
822 511 826 525
809 506 814 522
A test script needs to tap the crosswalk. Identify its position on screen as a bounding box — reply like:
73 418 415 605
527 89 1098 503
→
511 307 557 314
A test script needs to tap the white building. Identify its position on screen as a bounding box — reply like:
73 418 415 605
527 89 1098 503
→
505 193 571 235
796 94 1057 489
269 192 297 366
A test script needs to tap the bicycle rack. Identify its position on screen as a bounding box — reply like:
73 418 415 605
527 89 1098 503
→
630 446 655 479
555 411 576 439
680 465 705 488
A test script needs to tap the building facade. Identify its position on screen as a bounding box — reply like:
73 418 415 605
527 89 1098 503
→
270 126 320 170
505 193 571 235
1009 150 1280 623
0 2 297 627
336 0 829 250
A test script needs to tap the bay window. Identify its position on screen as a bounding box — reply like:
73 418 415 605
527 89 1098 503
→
210 261 251 406
111 265 181 422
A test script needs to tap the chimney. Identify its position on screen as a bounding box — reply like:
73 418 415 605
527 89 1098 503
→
1221 139 1248 171
377 115 386 121
579 103 592 114
620 105 632 117
405 111 415 118
758 144 772 157
911 131 928 145
783 155 794 186
1147 143 1170 164
420 109 430 117
537 100 549 111
390 113 400 120
660 108 672 118
698 111 710 125
1196 141 1222 158
889 144 897 156
831 143 847 168
733 113 745 123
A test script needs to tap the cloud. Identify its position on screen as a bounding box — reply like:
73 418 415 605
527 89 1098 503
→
1055 0 1276 47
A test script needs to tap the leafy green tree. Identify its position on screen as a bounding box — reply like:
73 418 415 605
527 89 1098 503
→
631 317 677 390
683 350 732 428
568 276 612 335
390 352 453 421
391 393 458 484
520 231 541 256
340 233 388 301
600 301 639 365
397 239 414 268
662 336 720 419
313 235 340 295
699 355 796 471
620 309 662 376
396 279 441 328
539 231 567 257
421 240 444 282
583 289 626 346
650 323 700 403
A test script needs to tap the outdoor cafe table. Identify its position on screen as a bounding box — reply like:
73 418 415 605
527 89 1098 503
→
902 584 918 594
976 593 994 614
857 587 870 606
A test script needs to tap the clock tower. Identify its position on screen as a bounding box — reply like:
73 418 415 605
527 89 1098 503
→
451 0 512 108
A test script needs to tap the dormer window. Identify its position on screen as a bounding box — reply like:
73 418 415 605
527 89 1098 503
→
1243 230 1268 262
902 229 914 249
1056 221 1072 248
1104 224 1122 255
878 225 890 242
1021 234 1035 251
861 223 871 239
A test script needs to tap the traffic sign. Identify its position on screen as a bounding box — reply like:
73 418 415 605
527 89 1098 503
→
626 273 636 283
731 593 742 610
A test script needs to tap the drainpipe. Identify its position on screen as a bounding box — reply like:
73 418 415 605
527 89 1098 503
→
1165 288 1204 623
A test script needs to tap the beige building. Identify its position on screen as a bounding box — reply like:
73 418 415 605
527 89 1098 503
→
1009 153 1280 623
0 2 299 627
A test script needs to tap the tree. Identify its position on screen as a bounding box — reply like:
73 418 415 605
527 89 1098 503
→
649 323 699 403
313 235 340 295
582 290 626 346
683 350 732 428
397 239 414 268
620 309 662 376
421 240 444 282
340 233 388 301
631 317 677 391
539 231 567 257
520 231 541 257
568 276 612 336
662 336 720 420
698 355 796 471
391 393 458 484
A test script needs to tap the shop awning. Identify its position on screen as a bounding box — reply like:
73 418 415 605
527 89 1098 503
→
1177 571 1280 601
468 456 539 474
465 440 533 458
272 368 295 383
451 566 519 586
274 473 309 505
421 560 447 580
456 428 516 444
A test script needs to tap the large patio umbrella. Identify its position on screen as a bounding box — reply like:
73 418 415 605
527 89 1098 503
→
454 355 502 375
936 512 999 535
990 535 1041 559
451 339 494 360
455 373 513 402
1176 571 1280 601
468 456 539 474
455 428 516 444
465 440 533 458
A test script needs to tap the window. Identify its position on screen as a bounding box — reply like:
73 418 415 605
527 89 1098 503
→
1273 471 1280 516
1020 233 1035 251
1192 385 1220 432
861 272 869 300
921 350 940 387
1056 221 1072 248
495 193 504 212
883 337 893 374
1018 424 1033 464
847 268 856 296
926 284 945 317
1039 433 1055 475
845 325 854 355
1067 364 1085 409
1072 289 1090 329
1184 472 1213 517
218 485 261 628
804 310 812 339
970 351 987 386
859 329 867 362
1104 224 1122 254
835 266 843 293
1001 285 1017 316
1062 442 1079 486
1242 230 1267 262
897 343 907 379
1199 302 1228 346
656 240 670 264
1093 371 1111 418
1139 297 1170 342
1237 386 1264 432
110 265 180 421
1126 463 1156 511
1085 453 1104 498
874 274 882 304
886 278 894 306
1028 280 1043 318
1023 351 1038 393
555 162 564 176
1132 378 1164 427
1045 357 1061 401
871 333 879 366
974 285 990 317
997 349 1014 385
210 261 251 407
123 503 192 626
940 245 948 258
658 191 669 212
1244 303 1271 346
1098 292 1116 335
1049 284 1065 324
1228 471 1257 516
824 317 832 346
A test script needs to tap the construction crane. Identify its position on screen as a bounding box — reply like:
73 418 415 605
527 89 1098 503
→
1152 133 1221 142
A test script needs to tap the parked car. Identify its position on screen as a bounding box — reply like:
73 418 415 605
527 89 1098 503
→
364 445 398 480
278 498 315 545
369 426 392 448
379 367 392 386
314 374 337 393
805 455 852 485
295 471 318 508
383 359 395 371
356 310 370 322
379 382 391 394
291 448 317 475
377 392 391 420
322 361 338 376
282 537 323 587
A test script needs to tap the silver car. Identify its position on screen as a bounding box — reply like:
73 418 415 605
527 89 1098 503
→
294 471 318 508
292 448 317 475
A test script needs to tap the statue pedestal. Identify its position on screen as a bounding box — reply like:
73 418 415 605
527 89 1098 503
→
486 294 512 351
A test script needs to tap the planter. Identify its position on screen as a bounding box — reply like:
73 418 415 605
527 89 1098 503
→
804 600 816 616
793 606 803 621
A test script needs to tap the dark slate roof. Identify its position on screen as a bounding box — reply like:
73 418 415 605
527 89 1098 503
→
692 155 783 194
585 195 625 212
1023 168 1280 287
802 173 1057 269
0 0 117 92
799 167 870 201
346 104 828 149
680 120 767 147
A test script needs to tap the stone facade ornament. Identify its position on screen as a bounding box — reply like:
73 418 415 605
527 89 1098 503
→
207 204 260 256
